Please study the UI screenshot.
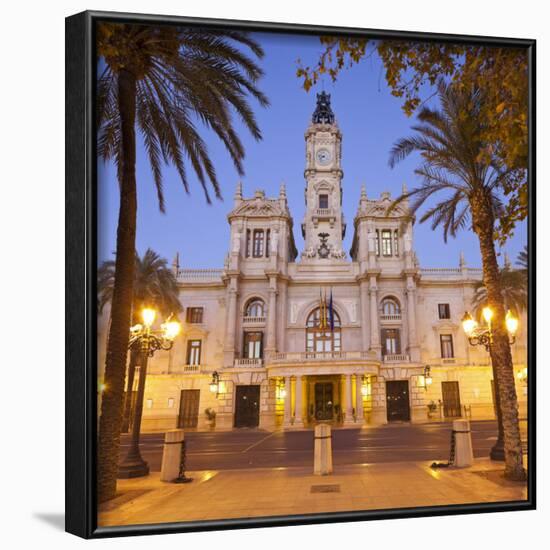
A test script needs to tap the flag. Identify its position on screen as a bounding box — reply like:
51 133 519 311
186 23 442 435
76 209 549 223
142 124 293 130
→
319 288 327 329
328 287 334 331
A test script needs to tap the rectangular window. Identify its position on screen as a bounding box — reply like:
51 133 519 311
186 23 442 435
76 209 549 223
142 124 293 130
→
266 229 271 258
187 340 202 365
252 229 264 257
186 307 204 324
319 194 329 209
440 334 454 358
245 229 251 257
393 230 399 256
381 229 392 256
438 303 451 319
243 332 263 359
381 328 401 355
375 229 380 256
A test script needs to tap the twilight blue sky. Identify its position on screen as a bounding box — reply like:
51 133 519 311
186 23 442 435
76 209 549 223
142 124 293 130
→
98 31 526 269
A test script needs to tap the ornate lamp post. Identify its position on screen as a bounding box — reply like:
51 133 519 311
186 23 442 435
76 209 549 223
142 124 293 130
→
118 308 181 478
461 307 518 461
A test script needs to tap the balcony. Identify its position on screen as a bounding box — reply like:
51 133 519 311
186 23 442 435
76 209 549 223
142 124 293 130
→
161 364 202 374
234 358 264 368
380 313 402 322
315 208 333 217
382 353 409 363
242 315 266 325
270 351 375 364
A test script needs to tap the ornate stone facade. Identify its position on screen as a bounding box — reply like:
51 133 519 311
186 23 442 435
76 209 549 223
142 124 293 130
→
101 94 527 432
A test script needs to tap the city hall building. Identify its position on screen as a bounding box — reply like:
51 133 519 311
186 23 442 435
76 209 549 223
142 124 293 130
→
103 93 527 432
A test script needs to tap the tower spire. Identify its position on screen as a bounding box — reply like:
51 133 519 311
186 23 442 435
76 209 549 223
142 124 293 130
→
312 91 335 124
234 180 243 205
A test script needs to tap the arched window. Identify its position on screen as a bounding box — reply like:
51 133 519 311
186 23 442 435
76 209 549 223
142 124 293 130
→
306 308 341 353
245 299 265 318
381 297 401 316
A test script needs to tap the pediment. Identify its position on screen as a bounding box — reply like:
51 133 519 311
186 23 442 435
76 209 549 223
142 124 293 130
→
230 198 287 218
360 196 408 218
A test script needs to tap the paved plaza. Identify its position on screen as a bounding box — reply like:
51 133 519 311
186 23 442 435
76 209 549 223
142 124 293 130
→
99 457 528 527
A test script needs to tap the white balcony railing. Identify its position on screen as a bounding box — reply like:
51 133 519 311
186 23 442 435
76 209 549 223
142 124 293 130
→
242 316 266 324
234 358 264 368
176 268 224 282
383 353 410 363
315 208 334 217
160 364 201 374
270 351 376 363
380 313 402 322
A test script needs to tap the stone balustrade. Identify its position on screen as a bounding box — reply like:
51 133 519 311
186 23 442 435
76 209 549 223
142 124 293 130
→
382 353 410 363
234 358 264 368
380 313 402 322
176 268 224 282
242 315 266 324
270 350 375 363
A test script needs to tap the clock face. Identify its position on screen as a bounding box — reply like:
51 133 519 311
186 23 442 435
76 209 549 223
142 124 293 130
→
316 148 332 166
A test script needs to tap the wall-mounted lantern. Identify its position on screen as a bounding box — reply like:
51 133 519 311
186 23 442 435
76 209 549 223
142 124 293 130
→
209 371 220 397
423 366 433 390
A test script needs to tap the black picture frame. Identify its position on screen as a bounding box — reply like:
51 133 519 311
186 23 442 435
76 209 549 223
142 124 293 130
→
65 10 536 539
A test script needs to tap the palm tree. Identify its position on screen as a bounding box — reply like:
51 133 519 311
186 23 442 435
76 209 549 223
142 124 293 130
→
96 23 268 502
517 245 528 271
98 249 182 432
389 80 526 480
473 266 527 317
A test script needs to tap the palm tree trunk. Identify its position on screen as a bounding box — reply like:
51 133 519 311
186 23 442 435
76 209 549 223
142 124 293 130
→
471 191 526 481
97 68 138 502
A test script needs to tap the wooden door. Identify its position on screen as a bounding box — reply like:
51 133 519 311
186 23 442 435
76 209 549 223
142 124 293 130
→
178 389 200 428
386 381 410 422
234 385 260 428
441 381 462 417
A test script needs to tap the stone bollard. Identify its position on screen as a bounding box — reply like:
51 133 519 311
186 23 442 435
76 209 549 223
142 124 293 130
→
160 429 185 482
453 419 474 468
314 423 333 475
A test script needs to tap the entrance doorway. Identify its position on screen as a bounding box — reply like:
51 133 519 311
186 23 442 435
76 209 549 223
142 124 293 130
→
386 381 410 422
441 381 462 417
314 382 334 421
178 389 200 428
234 385 260 428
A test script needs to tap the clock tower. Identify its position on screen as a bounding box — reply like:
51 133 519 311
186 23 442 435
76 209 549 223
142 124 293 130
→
301 92 346 261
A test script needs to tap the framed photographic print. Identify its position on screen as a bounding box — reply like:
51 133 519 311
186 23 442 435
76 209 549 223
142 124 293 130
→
65 10 536 539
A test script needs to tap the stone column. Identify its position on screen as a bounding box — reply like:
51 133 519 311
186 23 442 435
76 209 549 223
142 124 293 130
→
359 278 370 350
370 376 387 425
355 375 364 423
369 275 380 356
294 375 304 427
344 374 354 424
277 281 287 352
223 279 239 367
283 376 292 426
265 278 278 356
406 274 420 362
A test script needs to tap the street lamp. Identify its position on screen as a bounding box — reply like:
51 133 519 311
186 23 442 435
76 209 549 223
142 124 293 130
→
118 308 181 478
461 307 518 461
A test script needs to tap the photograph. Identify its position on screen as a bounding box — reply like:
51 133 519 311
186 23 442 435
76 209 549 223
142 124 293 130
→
66 9 535 537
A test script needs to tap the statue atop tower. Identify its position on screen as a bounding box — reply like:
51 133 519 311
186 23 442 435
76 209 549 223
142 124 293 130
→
311 91 335 124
